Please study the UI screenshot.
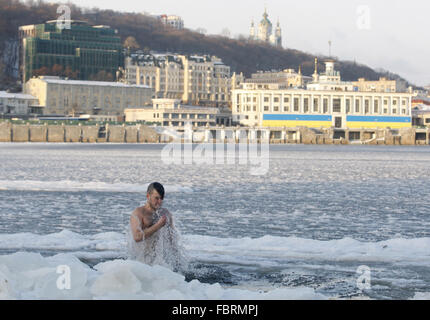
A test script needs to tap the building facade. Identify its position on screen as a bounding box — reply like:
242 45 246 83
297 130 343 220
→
0 91 40 116
124 98 220 127
19 20 123 83
24 76 152 116
308 59 408 94
232 83 413 129
234 59 413 129
353 77 407 93
159 15 184 30
307 60 355 92
412 105 430 127
412 97 430 108
250 9 282 48
247 68 312 88
125 53 243 107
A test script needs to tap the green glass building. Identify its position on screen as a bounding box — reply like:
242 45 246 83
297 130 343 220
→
20 20 123 83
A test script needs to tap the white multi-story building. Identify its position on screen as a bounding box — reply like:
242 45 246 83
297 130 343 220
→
124 98 220 127
233 63 413 130
125 53 243 108
0 91 40 115
159 15 184 30
412 104 430 127
233 85 413 129
308 59 407 94
307 60 355 92
24 76 152 116
352 77 407 93
247 68 312 88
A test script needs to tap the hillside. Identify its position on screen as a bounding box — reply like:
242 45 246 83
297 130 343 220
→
0 0 416 91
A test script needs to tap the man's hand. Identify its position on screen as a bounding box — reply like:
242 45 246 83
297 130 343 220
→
157 215 167 228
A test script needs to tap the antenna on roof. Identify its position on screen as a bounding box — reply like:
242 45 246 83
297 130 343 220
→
328 40 332 58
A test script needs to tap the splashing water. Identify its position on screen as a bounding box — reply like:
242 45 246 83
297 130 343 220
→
126 208 189 273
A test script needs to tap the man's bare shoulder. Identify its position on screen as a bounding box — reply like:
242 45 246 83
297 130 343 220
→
132 206 146 216
134 206 155 217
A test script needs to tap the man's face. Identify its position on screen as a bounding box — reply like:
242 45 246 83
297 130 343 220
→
147 189 163 211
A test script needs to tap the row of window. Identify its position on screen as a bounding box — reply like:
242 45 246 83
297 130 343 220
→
131 71 229 84
0 99 31 105
188 93 227 100
159 113 215 119
0 106 29 114
49 86 147 94
163 121 214 127
239 105 409 115
237 97 410 115
49 96 143 107
239 95 408 106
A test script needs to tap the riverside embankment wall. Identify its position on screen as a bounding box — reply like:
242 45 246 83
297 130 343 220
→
1 122 429 145
0 123 160 143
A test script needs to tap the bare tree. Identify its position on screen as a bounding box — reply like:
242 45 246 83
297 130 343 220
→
123 36 140 50
89 70 114 82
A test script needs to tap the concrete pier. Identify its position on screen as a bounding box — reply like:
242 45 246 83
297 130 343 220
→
0 122 12 142
29 125 47 142
108 125 126 143
125 126 139 143
81 125 99 143
65 126 81 142
12 124 30 142
48 125 65 142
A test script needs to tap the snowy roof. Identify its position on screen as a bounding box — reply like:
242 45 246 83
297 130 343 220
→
38 78 150 89
180 105 218 111
0 91 37 100
413 104 430 111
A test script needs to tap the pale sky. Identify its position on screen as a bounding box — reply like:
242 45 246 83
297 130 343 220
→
53 0 429 86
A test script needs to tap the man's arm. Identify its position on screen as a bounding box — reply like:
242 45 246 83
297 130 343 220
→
130 210 144 242
142 215 166 240
160 208 174 228
130 209 167 243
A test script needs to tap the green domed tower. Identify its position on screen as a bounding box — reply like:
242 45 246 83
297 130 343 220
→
258 8 273 42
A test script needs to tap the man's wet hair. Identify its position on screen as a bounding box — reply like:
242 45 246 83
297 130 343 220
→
147 182 165 200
